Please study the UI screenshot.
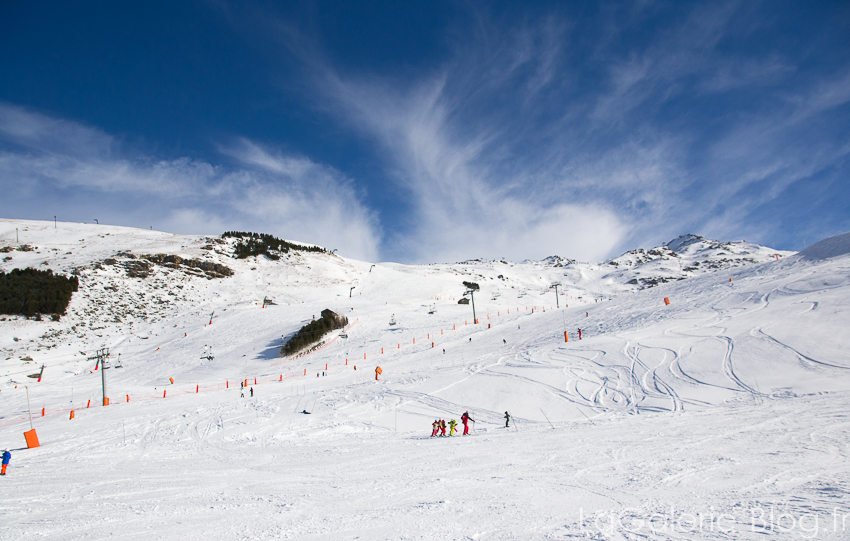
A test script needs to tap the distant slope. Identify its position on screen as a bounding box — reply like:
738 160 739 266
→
797 231 850 260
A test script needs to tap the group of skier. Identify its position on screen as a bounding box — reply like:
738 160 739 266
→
430 410 482 437
430 419 452 436
430 410 515 436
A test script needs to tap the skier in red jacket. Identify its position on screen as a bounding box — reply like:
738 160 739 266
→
461 411 475 435
440 419 447 436
431 420 440 437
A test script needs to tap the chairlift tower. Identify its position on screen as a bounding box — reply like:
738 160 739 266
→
88 348 112 405
465 289 478 324
552 283 560 308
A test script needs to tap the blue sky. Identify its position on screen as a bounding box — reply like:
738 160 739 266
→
1 1 848 262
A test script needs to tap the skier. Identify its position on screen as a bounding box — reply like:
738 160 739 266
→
504 411 511 428
578 328 582 340
586 312 588 317
442 349 445 354
440 419 447 437
250 387 254 397
1 449 9 476
448 419 457 436
503 339 506 345
469 337 472 342
461 411 475 435
431 420 440 437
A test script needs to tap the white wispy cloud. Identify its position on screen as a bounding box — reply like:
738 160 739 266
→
0 104 381 261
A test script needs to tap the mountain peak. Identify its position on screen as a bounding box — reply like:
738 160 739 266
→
665 234 706 253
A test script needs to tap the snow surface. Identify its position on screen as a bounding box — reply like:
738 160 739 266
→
1 220 848 540
797 231 850 261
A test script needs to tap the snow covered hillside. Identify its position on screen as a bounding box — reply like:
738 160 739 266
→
1 219 848 540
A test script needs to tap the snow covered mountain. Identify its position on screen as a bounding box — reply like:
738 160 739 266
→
548 233 788 292
0 220 790 372
1 218 848 541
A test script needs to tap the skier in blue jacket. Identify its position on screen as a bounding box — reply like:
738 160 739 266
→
1 449 10 475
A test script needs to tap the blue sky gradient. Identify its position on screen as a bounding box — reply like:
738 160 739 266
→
1 1 848 262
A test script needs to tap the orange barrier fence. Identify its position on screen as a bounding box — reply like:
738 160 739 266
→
0 371 305 428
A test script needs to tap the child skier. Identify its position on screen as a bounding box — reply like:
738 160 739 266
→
448 419 457 436
1 449 10 475
461 411 475 435
431 420 440 437
440 419 447 436
578 328 582 340
504 411 511 428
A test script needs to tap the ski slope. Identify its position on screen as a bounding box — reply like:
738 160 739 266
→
1 219 848 540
